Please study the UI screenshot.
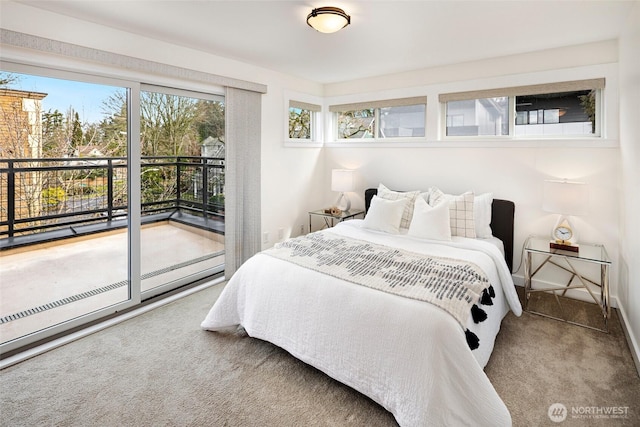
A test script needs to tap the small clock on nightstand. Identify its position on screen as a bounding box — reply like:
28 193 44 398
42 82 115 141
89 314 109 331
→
550 219 579 252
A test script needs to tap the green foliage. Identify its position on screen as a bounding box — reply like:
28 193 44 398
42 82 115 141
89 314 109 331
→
579 90 596 133
209 194 225 205
42 186 66 209
71 112 83 147
141 166 176 203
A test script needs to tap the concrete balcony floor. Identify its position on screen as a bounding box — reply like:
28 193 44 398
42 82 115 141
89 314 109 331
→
0 222 224 346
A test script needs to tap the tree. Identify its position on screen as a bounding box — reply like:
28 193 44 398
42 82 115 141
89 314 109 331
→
98 92 128 156
196 100 225 143
338 109 375 138
289 108 311 139
71 111 83 148
0 72 20 87
41 110 68 157
579 90 596 134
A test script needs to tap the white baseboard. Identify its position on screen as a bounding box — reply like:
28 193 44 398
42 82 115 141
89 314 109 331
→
616 303 640 377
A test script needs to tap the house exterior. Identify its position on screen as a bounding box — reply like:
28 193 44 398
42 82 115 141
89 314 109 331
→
0 88 46 158
0 88 47 231
73 145 104 157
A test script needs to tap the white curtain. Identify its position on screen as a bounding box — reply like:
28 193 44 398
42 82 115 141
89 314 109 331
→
224 87 262 278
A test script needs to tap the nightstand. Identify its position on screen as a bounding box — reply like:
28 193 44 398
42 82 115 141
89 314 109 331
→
308 209 365 233
523 235 611 332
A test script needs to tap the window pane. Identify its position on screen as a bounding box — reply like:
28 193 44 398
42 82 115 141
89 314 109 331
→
289 107 312 139
378 104 425 138
515 90 596 136
445 97 508 136
139 88 225 294
337 109 375 139
0 70 130 344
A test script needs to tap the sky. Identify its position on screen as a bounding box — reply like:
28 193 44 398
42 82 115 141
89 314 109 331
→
6 72 124 124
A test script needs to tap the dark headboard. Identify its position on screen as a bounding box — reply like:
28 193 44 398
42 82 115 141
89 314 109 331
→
364 188 515 272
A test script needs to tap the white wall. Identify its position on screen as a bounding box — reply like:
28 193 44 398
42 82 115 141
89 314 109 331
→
319 39 637 367
321 48 621 289
618 1 640 371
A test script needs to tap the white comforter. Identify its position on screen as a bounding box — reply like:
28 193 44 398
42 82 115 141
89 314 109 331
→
202 220 522 427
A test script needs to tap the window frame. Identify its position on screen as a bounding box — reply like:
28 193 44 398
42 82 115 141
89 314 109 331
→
329 96 428 143
284 93 323 146
440 79 605 140
0 60 227 356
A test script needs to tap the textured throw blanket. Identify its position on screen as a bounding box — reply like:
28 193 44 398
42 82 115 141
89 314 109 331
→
265 231 494 347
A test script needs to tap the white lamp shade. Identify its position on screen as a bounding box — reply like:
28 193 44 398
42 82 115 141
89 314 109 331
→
542 180 589 216
331 169 355 192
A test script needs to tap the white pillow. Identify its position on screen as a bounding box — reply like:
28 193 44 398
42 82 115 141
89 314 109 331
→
362 195 408 234
377 183 420 229
474 193 493 238
430 187 476 238
408 197 452 241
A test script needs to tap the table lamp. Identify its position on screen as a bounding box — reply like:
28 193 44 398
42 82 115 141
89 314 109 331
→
542 179 589 252
331 169 354 212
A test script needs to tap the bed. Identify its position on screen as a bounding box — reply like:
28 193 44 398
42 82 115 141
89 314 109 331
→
202 186 522 426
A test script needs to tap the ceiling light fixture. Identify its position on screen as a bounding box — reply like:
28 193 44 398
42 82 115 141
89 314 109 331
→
306 6 351 34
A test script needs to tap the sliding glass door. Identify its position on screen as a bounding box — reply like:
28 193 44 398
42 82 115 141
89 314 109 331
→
0 66 225 355
138 86 225 296
0 66 136 351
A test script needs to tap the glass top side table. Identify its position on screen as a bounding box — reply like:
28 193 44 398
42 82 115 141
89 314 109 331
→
523 235 611 332
308 209 365 232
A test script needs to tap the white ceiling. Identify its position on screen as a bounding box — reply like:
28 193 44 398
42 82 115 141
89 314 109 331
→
17 0 637 84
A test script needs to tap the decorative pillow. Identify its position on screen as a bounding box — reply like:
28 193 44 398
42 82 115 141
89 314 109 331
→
474 193 493 238
428 187 445 206
362 195 408 234
429 187 476 238
418 190 431 204
377 183 420 229
407 196 451 241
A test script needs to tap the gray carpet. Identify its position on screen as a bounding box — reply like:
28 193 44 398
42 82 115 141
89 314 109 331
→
1 283 638 426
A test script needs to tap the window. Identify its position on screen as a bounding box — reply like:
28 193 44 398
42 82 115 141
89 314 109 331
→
379 104 426 138
330 96 427 141
288 100 320 141
440 79 604 138
445 97 508 136
337 108 375 139
515 90 596 136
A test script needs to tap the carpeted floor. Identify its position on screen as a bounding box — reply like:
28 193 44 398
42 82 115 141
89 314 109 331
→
1 282 638 426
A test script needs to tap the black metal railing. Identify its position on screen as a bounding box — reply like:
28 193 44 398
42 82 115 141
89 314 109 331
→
0 156 224 241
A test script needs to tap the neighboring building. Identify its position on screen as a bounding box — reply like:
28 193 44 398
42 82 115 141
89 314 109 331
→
74 145 104 158
0 88 48 233
0 88 47 158
200 136 225 202
200 136 224 161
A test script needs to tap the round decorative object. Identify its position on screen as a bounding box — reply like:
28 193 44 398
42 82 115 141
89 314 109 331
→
554 225 573 242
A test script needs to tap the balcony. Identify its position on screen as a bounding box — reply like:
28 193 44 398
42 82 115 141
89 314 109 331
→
0 156 225 347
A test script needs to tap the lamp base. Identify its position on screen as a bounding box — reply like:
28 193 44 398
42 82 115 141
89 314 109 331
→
550 241 579 253
335 192 351 212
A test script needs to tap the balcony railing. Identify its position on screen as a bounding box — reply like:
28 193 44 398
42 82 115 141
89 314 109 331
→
0 156 225 249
